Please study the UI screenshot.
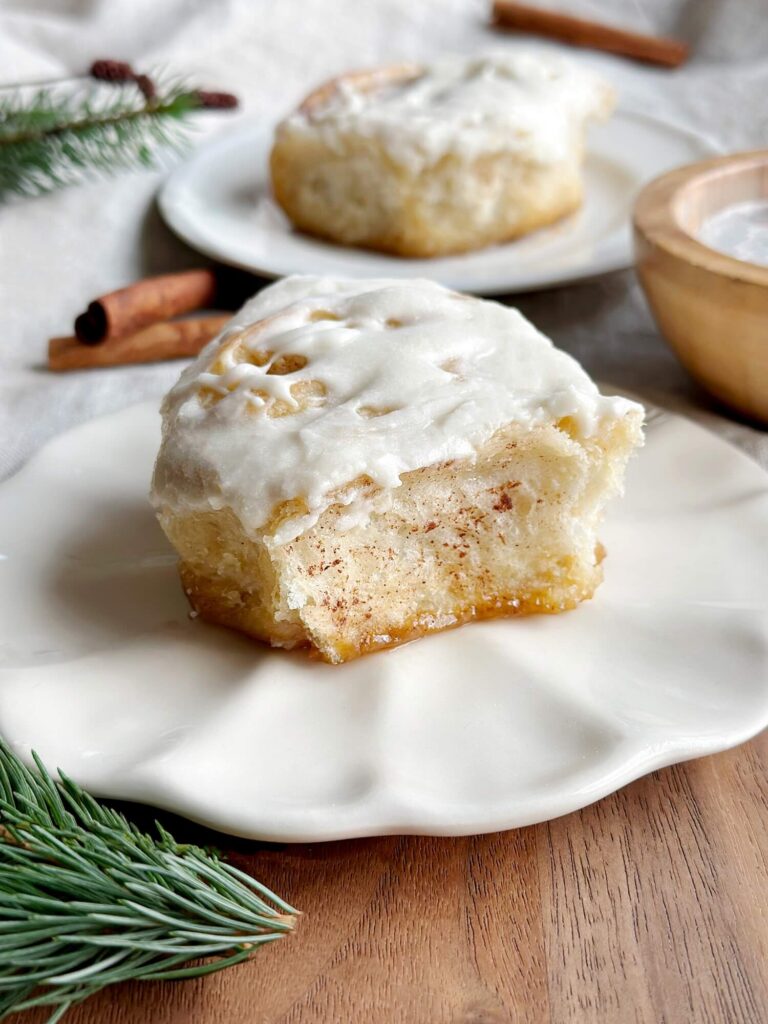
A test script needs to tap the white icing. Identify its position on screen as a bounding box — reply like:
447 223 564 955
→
280 51 613 173
699 199 768 267
152 276 641 544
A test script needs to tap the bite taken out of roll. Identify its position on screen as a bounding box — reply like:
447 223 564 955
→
151 275 643 664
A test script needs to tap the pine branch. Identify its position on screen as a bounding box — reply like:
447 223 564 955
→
0 738 297 1022
0 69 237 198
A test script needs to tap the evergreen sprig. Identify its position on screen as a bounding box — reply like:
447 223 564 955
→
0 65 237 198
0 739 296 1022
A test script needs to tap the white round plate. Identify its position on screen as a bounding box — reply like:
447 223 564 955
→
0 403 766 841
159 110 715 294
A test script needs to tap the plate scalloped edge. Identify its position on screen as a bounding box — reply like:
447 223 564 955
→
157 107 718 296
0 399 766 841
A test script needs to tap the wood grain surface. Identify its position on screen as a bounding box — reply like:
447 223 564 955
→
11 732 768 1024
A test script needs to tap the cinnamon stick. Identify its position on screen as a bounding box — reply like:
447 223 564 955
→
491 1 689 68
74 269 219 345
49 315 229 372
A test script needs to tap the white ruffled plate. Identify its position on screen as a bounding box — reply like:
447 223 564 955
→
159 109 715 295
0 402 766 841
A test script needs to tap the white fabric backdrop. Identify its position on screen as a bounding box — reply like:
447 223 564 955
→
1 0 767 479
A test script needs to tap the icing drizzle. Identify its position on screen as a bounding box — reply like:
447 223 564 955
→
152 276 640 544
281 51 613 172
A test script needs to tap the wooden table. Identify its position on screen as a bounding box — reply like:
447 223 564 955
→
13 733 767 1024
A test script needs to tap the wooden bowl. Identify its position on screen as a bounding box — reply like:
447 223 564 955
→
633 150 768 424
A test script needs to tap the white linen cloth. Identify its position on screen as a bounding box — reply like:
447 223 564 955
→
0 0 766 479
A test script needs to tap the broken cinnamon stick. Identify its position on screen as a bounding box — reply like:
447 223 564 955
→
491 1 689 68
74 269 219 345
49 315 229 372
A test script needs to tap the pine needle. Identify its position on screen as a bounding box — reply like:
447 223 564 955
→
0 739 296 1022
0 73 237 198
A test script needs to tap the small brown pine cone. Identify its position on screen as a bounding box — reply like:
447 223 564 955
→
90 59 135 83
134 73 157 100
193 90 239 110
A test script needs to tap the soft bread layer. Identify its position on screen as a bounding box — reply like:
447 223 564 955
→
156 414 642 664
270 137 584 257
